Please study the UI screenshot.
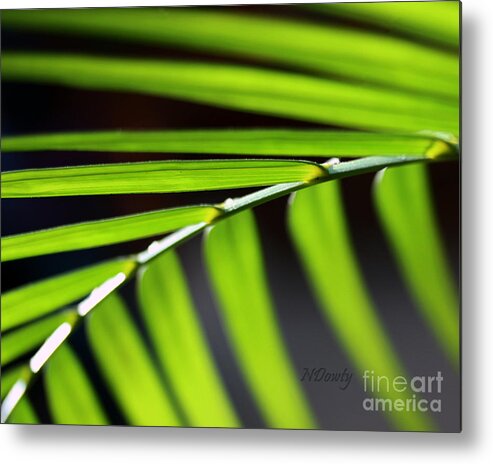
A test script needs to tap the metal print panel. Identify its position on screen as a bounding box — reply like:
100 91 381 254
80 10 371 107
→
0 1 461 432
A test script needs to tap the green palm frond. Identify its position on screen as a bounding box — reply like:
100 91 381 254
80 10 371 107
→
1 2 460 431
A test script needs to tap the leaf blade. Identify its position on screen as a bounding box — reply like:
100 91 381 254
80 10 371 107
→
1 53 458 133
2 205 219 262
373 164 459 366
1 8 458 98
2 130 457 158
311 1 460 48
288 180 433 431
137 250 240 427
2 258 136 330
87 293 181 426
1 366 38 424
2 310 77 365
45 344 108 425
2 159 326 198
204 209 316 429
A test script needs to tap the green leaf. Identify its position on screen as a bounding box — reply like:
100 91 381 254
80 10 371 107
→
288 180 433 431
6 400 38 424
1 366 38 424
2 258 136 330
2 157 434 263
2 310 77 365
1 130 458 158
45 344 108 425
2 205 219 262
137 250 240 427
1 366 24 399
204 209 316 429
373 164 459 367
311 1 460 48
2 159 326 198
87 293 181 426
1 8 458 98
1 53 458 133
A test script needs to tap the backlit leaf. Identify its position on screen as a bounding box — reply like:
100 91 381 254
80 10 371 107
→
1 8 458 98
373 164 459 366
2 206 219 262
2 130 458 159
138 250 239 427
45 344 108 424
87 293 181 426
311 1 460 48
204 209 316 429
1 366 38 424
2 159 326 197
2 310 77 365
2 53 458 133
2 258 136 330
288 180 433 431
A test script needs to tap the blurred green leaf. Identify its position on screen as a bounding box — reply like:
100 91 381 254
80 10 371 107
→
204 209 316 429
137 250 240 427
373 164 459 366
2 53 458 133
2 310 77 365
2 130 457 158
2 258 136 330
2 205 219 262
45 344 108 425
311 1 460 48
2 159 326 198
1 366 24 399
288 180 432 431
1 8 457 98
6 401 38 424
1 366 38 424
87 293 181 426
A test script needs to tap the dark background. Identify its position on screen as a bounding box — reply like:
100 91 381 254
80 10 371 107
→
1 5 460 431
